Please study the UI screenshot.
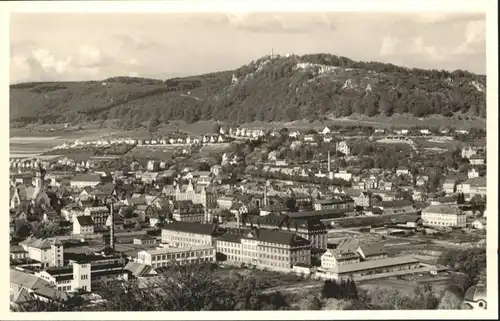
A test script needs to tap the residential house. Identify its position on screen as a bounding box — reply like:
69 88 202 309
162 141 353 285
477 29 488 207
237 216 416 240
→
468 168 480 179
172 200 205 223
217 196 236 209
140 172 160 184
147 161 159 172
415 175 429 187
421 204 466 228
334 171 352 181
456 177 487 201
73 216 95 235
461 146 477 159
442 178 457 194
396 167 410 177
469 154 485 166
335 141 351 156
84 206 110 229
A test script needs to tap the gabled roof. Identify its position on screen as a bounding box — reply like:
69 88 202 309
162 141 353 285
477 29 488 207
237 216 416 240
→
124 261 156 277
422 204 464 215
71 174 101 182
163 222 224 236
76 216 94 226
10 268 68 301
360 242 386 257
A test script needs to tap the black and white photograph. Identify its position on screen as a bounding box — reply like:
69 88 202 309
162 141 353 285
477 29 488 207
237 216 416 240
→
3 0 497 319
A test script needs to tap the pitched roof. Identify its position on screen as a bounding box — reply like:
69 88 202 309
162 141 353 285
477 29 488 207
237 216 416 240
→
360 242 386 257
124 261 156 277
422 204 464 215
163 222 223 235
379 200 413 208
71 174 101 182
76 216 94 226
10 268 68 301
328 255 419 274
20 237 56 250
462 177 486 187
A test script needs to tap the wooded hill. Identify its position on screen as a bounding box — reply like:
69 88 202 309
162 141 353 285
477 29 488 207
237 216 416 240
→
10 53 486 129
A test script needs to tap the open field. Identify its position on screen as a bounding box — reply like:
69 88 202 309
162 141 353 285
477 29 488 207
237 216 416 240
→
126 146 178 160
198 143 231 155
241 113 486 131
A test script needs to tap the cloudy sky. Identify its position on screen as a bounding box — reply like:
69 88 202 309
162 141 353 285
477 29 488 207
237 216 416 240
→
10 12 486 83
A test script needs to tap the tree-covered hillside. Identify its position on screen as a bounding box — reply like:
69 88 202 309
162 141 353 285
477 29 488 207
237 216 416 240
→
10 54 486 128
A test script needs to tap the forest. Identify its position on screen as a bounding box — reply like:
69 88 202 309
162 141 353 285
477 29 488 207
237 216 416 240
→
10 54 486 129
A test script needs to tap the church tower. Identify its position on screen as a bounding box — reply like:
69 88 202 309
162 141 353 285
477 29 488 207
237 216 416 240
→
33 162 46 201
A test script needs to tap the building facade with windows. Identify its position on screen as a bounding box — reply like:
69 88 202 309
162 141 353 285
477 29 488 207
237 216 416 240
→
35 260 128 293
215 228 311 272
19 237 64 267
161 222 225 247
73 216 95 235
421 204 467 228
172 200 205 223
84 206 110 229
246 214 328 249
136 245 215 268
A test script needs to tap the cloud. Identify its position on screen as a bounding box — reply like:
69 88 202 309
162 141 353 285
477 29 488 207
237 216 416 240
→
10 43 120 83
114 34 160 51
454 20 486 54
200 13 335 33
379 35 399 56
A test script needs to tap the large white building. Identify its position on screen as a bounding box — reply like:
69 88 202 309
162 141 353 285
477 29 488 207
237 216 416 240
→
421 204 467 228
456 177 487 201
215 228 311 272
35 260 128 293
136 245 216 268
161 222 225 247
19 237 64 267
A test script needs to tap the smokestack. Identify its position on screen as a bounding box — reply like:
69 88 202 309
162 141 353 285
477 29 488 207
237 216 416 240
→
264 184 268 207
109 202 115 250
328 150 331 172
